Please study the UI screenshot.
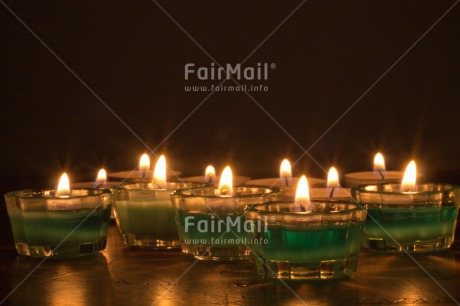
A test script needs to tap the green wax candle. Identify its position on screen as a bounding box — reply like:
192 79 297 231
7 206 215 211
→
5 189 112 258
114 182 205 249
364 204 457 250
245 201 367 280
353 183 460 252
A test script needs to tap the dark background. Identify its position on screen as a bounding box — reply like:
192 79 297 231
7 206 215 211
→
1 1 459 250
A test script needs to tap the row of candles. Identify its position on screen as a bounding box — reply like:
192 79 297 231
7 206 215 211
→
5 153 459 280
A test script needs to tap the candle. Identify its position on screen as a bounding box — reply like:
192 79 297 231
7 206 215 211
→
245 159 326 192
181 165 251 186
286 167 352 200
172 166 280 261
352 160 460 252
245 175 367 280
108 153 181 182
5 173 112 258
344 153 422 187
114 155 204 249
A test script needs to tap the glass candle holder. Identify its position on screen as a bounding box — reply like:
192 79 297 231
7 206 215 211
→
352 183 460 252
171 187 281 261
284 188 352 201
5 188 112 258
114 182 205 249
244 200 367 280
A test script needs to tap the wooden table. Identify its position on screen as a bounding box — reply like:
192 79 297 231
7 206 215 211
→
1 223 460 305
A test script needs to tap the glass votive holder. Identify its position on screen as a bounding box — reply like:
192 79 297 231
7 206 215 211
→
244 200 367 280
171 187 281 261
5 188 112 258
114 182 205 249
352 183 460 252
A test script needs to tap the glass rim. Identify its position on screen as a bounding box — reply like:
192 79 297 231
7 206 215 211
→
246 199 362 215
353 183 457 195
172 186 281 199
4 188 112 199
116 181 208 192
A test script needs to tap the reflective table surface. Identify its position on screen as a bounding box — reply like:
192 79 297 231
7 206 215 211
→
1 223 460 305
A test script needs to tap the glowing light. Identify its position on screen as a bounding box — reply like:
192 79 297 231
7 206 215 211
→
401 161 417 192
374 153 386 171
294 175 311 212
56 173 71 197
205 165 215 178
327 167 340 188
96 169 107 187
139 153 150 178
280 159 292 179
153 155 167 188
218 166 233 195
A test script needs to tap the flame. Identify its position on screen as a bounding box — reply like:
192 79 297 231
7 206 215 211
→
374 153 386 171
205 165 216 178
295 175 311 212
139 153 150 178
96 168 107 186
153 155 167 188
218 166 233 195
327 167 340 188
56 173 71 197
401 160 417 192
280 159 292 179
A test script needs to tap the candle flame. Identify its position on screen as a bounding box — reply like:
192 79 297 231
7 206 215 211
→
280 159 292 179
56 173 71 197
96 168 107 187
401 160 417 192
374 153 385 171
205 165 215 178
295 175 311 212
139 153 150 178
218 166 233 195
327 167 340 188
153 155 167 188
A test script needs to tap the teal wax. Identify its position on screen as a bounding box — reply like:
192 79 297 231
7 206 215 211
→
175 211 250 247
364 204 458 242
264 223 363 263
115 200 178 241
9 206 111 249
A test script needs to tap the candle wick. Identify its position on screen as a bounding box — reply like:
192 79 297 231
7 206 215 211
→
329 187 335 198
208 176 213 184
378 170 385 180
285 176 289 187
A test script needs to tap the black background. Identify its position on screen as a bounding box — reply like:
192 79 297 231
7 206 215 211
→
1 0 459 225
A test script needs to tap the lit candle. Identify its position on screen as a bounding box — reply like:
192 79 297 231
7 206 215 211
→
245 159 326 192
344 153 421 187
352 160 459 252
308 168 351 200
114 155 204 249
245 174 367 280
172 165 280 261
108 153 181 182
181 165 251 186
5 172 112 258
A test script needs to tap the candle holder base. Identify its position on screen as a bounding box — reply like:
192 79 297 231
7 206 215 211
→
180 244 251 261
121 234 181 249
257 255 358 280
363 236 454 253
15 239 108 258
